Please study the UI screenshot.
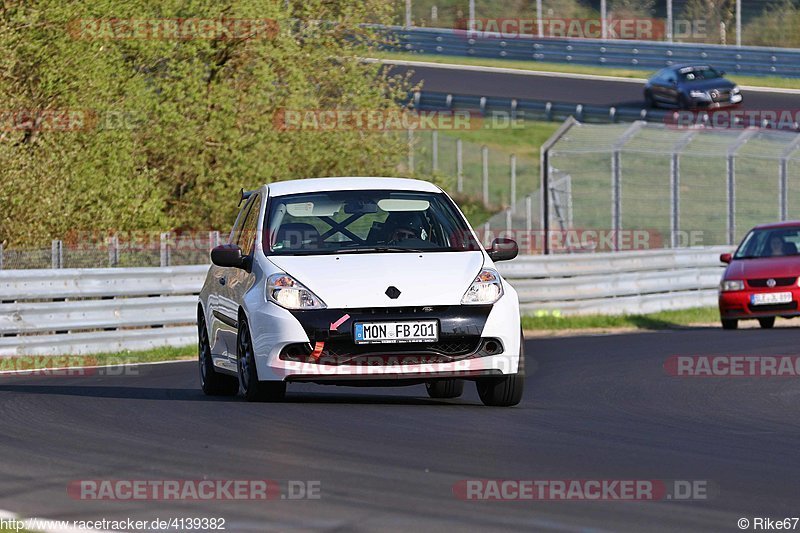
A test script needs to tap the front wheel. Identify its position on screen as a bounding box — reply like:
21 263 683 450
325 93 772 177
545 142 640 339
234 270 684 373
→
237 318 286 402
476 333 525 407
758 317 775 329
721 318 738 330
644 90 656 108
426 379 464 399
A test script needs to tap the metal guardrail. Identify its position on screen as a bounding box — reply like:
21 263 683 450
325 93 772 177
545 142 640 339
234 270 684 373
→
0 265 207 356
0 248 729 355
497 246 730 315
413 90 668 125
388 26 800 78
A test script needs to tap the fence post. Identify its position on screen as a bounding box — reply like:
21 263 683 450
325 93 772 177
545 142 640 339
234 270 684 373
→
456 138 463 193
505 208 512 232
510 154 517 212
51 239 63 269
407 129 414 174
108 235 119 267
160 232 171 267
727 129 756 245
209 230 221 251
481 145 489 207
0 243 3 270
610 121 645 251
432 130 438 173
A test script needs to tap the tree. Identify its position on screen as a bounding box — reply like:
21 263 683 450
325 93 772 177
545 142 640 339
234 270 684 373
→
0 0 411 247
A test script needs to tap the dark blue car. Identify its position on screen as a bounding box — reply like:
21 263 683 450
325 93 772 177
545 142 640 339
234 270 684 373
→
644 65 742 109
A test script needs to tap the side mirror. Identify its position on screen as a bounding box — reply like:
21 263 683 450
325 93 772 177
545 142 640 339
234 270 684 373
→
720 253 732 264
211 244 248 269
487 238 518 262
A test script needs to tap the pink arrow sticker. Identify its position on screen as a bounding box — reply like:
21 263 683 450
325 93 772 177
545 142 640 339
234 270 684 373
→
329 313 351 331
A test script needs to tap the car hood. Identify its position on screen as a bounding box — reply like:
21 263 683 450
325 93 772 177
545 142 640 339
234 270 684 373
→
267 251 485 308
726 256 800 279
682 78 735 91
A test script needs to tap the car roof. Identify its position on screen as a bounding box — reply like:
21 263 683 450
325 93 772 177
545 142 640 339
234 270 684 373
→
265 177 442 197
752 220 800 230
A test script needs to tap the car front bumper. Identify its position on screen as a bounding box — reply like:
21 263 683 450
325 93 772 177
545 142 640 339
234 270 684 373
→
247 287 522 382
719 287 800 320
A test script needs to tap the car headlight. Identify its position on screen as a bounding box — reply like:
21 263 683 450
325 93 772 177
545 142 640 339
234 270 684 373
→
267 273 326 309
461 268 504 305
732 86 740 94
720 279 744 292
689 90 708 98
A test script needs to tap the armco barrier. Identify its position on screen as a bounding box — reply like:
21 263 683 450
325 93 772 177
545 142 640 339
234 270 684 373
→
498 247 730 315
0 247 730 356
0 265 207 356
387 26 800 78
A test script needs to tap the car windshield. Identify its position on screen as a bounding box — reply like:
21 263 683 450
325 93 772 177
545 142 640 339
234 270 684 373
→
678 66 722 81
734 227 800 259
265 189 479 255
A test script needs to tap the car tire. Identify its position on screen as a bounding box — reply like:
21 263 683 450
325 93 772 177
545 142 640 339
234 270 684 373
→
644 90 656 108
425 379 464 399
758 317 775 329
198 313 239 396
721 318 738 330
237 317 286 402
476 333 525 407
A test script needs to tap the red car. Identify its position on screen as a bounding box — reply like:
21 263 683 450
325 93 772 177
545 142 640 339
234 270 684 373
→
719 222 800 329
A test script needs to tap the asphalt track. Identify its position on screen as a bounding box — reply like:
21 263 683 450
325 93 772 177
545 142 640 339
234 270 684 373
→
388 64 800 111
1 328 799 532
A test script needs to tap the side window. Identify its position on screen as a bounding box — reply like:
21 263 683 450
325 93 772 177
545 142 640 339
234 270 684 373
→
229 196 255 245
237 193 262 255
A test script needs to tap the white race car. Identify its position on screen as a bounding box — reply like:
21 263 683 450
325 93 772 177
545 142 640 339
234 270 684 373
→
198 177 524 406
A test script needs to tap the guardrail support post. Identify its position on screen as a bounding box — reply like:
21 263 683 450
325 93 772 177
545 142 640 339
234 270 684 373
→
510 154 517 212
456 138 463 193
51 239 63 269
160 232 171 267
482 145 489 207
0 243 3 270
108 235 119 267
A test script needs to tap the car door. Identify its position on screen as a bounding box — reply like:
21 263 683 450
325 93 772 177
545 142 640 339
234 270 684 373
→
209 195 257 363
223 192 262 365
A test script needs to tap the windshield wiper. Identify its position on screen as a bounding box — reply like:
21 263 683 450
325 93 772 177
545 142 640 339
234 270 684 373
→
334 246 425 253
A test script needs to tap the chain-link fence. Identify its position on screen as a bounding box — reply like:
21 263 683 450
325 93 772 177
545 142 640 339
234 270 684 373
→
399 129 538 209
394 0 800 47
0 231 222 270
523 119 800 253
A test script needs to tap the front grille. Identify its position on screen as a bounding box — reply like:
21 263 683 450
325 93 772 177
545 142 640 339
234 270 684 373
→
280 337 503 365
747 302 797 313
747 277 796 287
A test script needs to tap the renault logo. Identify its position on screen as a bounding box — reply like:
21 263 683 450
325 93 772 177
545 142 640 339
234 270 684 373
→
767 278 777 288
385 286 401 299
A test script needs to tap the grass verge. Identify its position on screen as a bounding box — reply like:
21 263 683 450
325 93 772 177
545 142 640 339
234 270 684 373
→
521 307 719 331
0 345 194 372
378 51 800 90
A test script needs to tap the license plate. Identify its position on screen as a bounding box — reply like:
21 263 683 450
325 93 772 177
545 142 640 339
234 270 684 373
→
731 94 743 103
750 292 792 305
354 320 438 344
